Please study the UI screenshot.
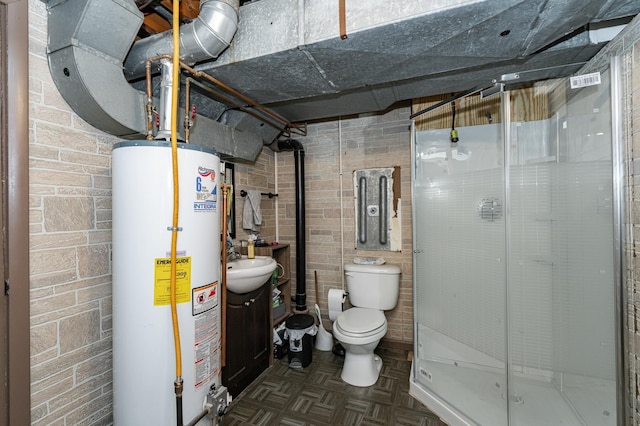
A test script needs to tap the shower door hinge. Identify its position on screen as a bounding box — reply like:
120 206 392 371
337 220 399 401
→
4 280 9 295
413 249 424 254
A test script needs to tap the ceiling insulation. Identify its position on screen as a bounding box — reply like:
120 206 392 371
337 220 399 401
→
42 0 639 161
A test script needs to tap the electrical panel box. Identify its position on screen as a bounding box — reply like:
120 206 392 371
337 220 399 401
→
353 167 401 251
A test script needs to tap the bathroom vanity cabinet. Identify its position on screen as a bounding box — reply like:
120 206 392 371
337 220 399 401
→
254 243 291 326
223 244 291 395
222 281 271 398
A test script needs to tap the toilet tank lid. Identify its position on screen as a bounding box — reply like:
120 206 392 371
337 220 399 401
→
344 263 401 274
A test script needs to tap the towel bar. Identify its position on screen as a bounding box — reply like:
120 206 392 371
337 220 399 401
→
240 190 278 199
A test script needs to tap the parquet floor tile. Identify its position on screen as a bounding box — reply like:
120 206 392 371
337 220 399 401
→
225 347 447 425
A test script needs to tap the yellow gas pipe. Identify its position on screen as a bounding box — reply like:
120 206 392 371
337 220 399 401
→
169 0 183 420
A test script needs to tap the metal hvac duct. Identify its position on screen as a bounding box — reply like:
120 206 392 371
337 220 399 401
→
45 0 147 137
123 0 239 81
43 0 269 161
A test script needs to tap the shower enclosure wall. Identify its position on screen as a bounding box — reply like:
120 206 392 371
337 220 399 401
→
410 62 623 426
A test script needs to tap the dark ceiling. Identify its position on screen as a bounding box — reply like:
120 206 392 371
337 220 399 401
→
132 0 640 125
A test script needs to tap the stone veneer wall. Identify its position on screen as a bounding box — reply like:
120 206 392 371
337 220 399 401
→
275 108 415 344
28 1 115 424
231 148 276 243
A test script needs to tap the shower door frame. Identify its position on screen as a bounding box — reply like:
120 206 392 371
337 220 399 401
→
610 56 626 426
410 57 627 425
502 86 514 426
409 85 510 426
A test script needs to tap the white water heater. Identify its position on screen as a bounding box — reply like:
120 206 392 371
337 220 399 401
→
112 141 221 425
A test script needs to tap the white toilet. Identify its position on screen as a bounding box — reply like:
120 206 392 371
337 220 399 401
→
332 262 401 387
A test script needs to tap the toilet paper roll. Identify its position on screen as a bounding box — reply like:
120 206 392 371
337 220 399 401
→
328 289 346 321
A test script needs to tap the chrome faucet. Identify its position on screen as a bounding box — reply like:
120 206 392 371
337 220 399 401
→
226 248 242 262
226 234 242 262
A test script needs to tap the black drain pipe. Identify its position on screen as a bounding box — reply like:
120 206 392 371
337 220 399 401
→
277 139 306 312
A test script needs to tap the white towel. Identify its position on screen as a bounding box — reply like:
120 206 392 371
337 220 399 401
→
242 190 262 232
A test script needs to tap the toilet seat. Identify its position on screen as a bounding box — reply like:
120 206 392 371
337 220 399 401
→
334 308 387 344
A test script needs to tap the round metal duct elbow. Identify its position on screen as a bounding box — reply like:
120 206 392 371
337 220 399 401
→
123 0 238 80
181 0 238 63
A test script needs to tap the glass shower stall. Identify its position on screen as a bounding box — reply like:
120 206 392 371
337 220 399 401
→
410 60 624 425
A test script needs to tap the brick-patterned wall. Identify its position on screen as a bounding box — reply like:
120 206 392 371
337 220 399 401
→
631 42 640 423
231 147 277 243
633 34 640 425
276 108 415 344
628 20 640 426
28 1 115 424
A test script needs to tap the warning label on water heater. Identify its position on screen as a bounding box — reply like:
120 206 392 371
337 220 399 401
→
194 308 219 390
153 257 191 306
192 281 218 316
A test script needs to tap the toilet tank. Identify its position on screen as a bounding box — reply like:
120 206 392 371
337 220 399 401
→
344 263 401 310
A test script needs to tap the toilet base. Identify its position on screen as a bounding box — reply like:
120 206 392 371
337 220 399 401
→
340 352 383 387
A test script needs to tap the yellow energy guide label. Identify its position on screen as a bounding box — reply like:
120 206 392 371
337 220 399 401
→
154 257 192 306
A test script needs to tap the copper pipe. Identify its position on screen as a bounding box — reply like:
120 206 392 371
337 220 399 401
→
145 61 154 140
184 77 192 143
147 53 173 63
187 78 284 133
339 0 348 40
221 183 231 368
181 62 306 135
144 55 307 137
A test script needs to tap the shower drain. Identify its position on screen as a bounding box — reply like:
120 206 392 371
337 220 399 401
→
493 383 524 404
501 392 525 405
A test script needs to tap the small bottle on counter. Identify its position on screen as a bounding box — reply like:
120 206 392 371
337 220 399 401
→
247 240 255 259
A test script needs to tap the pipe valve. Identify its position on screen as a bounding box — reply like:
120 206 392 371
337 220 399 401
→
206 384 230 419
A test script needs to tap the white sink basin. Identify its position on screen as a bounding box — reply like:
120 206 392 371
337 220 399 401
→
225 255 276 294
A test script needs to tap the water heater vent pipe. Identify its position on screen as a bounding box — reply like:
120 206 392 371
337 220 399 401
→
277 139 306 312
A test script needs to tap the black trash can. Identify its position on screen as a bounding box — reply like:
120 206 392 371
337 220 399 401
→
285 314 316 369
